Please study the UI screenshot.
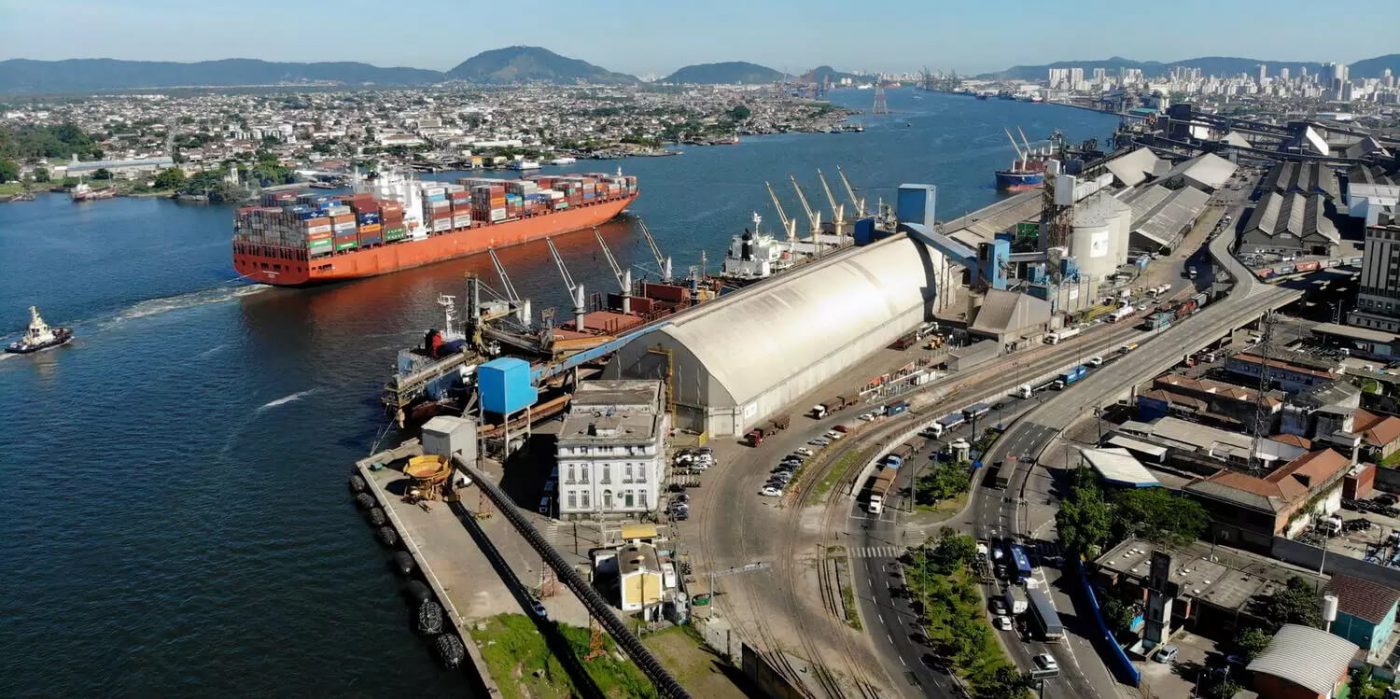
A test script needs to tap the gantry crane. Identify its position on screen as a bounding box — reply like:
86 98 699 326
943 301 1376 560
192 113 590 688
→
545 238 587 331
636 219 673 283
594 228 632 314
836 166 866 218
816 169 846 237
789 175 823 253
765 181 798 245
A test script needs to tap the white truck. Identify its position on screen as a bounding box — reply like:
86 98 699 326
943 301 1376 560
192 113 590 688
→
867 467 897 515
1005 586 1029 615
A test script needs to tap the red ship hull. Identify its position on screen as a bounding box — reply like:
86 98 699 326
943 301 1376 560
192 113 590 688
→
234 194 635 286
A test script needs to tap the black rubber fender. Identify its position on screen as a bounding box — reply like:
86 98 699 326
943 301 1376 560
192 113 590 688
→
434 633 465 668
417 599 444 635
355 492 376 510
368 507 387 527
349 474 367 493
392 551 416 577
402 580 433 604
377 525 399 548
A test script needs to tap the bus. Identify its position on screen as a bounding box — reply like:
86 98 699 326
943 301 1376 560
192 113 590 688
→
1008 543 1033 583
1026 587 1065 642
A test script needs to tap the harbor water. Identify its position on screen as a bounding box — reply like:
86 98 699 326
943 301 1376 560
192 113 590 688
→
0 89 1115 696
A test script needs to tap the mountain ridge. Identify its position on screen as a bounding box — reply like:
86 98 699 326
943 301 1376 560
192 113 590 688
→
661 61 784 84
445 46 637 85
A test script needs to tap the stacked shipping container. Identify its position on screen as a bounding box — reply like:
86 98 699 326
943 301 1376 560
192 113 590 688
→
233 173 639 260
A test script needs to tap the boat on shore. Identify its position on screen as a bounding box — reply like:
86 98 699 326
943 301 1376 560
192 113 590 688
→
71 182 116 202
6 306 73 354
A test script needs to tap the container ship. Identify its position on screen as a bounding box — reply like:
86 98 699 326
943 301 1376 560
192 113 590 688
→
233 169 638 286
995 127 1049 192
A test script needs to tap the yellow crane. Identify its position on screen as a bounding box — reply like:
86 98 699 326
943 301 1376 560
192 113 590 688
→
764 181 798 245
816 169 846 237
836 165 866 218
788 175 823 253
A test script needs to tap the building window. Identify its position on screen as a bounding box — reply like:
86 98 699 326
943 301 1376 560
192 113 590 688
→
603 490 614 510
566 464 575 485
625 491 635 508
637 466 646 483
581 490 590 509
623 464 633 483
567 491 577 510
601 464 610 484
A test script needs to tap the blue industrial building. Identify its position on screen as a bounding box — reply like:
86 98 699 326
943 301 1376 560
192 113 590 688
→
1327 574 1400 665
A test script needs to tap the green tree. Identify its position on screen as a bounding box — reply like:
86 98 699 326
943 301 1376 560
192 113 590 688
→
727 104 752 121
916 461 972 504
1234 626 1272 660
1055 468 1113 559
1253 576 1322 632
1101 596 1139 636
1112 488 1208 546
33 167 49 183
92 168 112 180
1202 676 1242 699
153 167 185 190
931 530 978 572
0 158 18 183
973 665 1034 699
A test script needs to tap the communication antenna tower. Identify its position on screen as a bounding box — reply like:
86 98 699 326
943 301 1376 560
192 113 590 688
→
872 84 890 116
1246 313 1277 475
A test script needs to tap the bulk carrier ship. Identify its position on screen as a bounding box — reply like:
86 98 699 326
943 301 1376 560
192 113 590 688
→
995 127 1050 192
233 169 638 286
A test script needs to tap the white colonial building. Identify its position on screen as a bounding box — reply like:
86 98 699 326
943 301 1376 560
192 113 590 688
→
556 380 668 518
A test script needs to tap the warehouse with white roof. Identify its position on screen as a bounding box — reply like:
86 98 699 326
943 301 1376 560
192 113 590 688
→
606 234 943 436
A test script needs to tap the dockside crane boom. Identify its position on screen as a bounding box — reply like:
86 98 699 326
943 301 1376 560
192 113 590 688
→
488 248 531 325
765 181 798 243
545 238 588 331
594 228 633 314
789 175 823 251
1016 126 1036 156
836 166 866 218
1004 128 1026 164
817 169 846 236
636 219 673 282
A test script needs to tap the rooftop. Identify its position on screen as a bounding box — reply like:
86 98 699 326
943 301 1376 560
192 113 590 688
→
1184 449 1350 513
1079 447 1159 488
1327 574 1400 625
1096 537 1325 614
1247 624 1357 696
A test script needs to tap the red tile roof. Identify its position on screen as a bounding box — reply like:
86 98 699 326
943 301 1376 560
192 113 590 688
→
1327 574 1400 624
1354 409 1400 448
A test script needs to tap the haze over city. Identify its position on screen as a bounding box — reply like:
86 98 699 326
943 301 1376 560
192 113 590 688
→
2 0 1397 75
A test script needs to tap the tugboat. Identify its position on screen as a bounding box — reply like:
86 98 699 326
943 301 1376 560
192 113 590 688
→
6 306 74 354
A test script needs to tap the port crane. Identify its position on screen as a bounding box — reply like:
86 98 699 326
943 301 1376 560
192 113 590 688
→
1016 126 1037 158
788 175 823 254
487 248 531 326
545 238 587 331
816 169 847 237
764 181 799 247
636 219 673 283
593 228 633 314
1004 127 1027 165
836 166 866 218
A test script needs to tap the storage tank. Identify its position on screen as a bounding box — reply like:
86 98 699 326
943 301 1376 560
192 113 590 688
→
1068 192 1131 282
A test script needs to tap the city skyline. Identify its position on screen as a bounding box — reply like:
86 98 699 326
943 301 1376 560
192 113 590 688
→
2 0 1396 77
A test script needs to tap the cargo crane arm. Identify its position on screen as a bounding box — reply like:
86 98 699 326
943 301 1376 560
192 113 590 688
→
789 175 823 249
637 219 672 282
545 238 578 296
593 228 628 293
836 166 866 218
488 248 521 302
1004 128 1026 162
1016 126 1035 156
765 181 797 241
817 169 846 232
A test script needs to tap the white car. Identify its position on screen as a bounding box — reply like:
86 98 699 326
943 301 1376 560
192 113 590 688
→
760 486 784 497
1033 653 1058 672
809 438 830 447
825 430 844 440
795 448 814 457
994 615 1013 631
859 413 876 422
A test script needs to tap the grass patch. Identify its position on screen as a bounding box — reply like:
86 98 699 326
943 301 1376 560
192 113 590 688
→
914 490 969 519
1382 450 1400 469
0 182 26 196
641 625 746 698
840 580 862 631
470 613 657 699
813 448 871 498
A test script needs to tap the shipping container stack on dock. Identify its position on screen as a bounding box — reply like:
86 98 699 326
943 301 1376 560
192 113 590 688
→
233 171 638 286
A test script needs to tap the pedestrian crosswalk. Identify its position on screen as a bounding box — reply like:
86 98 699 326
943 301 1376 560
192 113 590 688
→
849 545 903 559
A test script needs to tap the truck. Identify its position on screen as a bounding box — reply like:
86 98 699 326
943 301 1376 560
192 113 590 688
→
1052 365 1087 390
1004 586 1029 615
1027 587 1065 642
927 412 966 438
810 394 857 419
1008 543 1034 584
962 402 992 421
886 399 910 417
1013 383 1032 399
744 414 790 446
1044 327 1081 345
867 466 898 514
1107 305 1136 323
983 459 1011 489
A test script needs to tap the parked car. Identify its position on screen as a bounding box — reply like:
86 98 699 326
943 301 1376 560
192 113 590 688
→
1378 494 1398 507
760 486 784 497
809 437 830 447
859 412 876 422
794 448 814 457
825 430 844 440
994 615 1013 631
672 493 690 504
1154 645 1179 664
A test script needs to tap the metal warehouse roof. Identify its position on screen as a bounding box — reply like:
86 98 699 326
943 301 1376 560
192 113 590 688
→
640 234 934 408
1136 187 1210 249
1247 624 1357 696
1161 153 1237 191
1105 147 1165 188
1079 447 1159 488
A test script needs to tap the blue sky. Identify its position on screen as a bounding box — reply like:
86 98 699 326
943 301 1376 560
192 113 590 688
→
2 0 1394 76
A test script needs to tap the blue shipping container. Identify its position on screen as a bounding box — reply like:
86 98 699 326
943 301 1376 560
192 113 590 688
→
478 357 537 415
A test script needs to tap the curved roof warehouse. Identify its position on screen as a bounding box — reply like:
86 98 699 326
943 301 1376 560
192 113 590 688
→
606 234 947 436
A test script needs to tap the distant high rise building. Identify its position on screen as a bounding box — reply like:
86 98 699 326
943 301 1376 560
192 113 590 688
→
1048 68 1070 88
1329 61 1350 100
1350 221 1400 333
1385 68 1395 89
1069 67 1084 89
1091 67 1106 83
1257 64 1267 85
1279 67 1290 82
